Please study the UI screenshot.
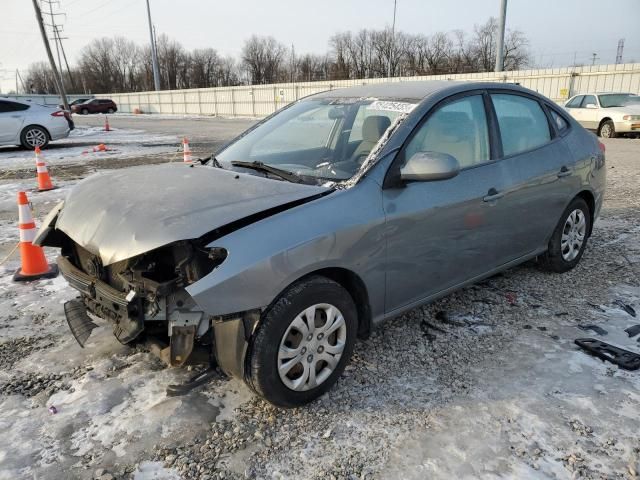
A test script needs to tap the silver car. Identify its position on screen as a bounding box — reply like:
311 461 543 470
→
37 81 606 407
0 98 74 149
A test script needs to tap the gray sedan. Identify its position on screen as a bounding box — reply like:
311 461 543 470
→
37 81 606 407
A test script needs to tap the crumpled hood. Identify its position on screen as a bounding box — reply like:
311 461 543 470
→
56 163 329 265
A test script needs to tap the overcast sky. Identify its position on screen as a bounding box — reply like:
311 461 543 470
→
1 0 638 93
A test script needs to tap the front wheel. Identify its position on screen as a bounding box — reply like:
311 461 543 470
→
539 197 591 273
245 276 357 407
81 108 89 115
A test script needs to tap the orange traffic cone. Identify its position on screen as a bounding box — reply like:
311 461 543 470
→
13 191 58 282
35 147 55 192
183 137 193 163
104 115 111 132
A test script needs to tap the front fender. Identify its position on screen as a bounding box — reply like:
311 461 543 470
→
186 177 387 320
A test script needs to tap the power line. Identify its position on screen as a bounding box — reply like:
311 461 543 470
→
31 0 68 108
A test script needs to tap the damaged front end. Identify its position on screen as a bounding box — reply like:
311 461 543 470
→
57 238 227 367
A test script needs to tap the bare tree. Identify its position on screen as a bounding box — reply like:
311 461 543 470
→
24 18 531 94
241 35 287 85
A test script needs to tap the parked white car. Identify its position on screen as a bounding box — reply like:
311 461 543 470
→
564 92 640 138
0 98 74 149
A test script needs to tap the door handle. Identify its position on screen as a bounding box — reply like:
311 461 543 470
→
483 188 504 202
557 166 572 178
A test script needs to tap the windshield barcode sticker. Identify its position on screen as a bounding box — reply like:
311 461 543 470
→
366 101 416 113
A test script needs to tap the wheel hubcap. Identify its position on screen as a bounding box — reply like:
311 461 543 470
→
277 303 347 392
561 209 586 261
601 125 611 137
25 129 46 147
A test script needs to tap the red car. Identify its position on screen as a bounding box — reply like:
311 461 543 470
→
71 98 117 115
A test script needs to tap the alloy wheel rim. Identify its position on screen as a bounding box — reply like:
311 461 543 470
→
601 124 611 137
561 209 586 261
277 303 347 392
26 129 46 147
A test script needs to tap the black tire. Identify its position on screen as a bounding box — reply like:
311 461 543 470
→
107 108 115 114
539 197 591 273
81 108 89 115
20 125 49 149
598 120 616 138
245 276 357 408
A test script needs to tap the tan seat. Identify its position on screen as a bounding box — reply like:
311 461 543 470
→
349 115 391 164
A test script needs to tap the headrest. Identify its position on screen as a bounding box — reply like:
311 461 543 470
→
362 115 391 143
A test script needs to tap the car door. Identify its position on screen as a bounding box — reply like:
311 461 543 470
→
383 92 513 313
564 95 585 126
489 92 574 256
580 95 599 129
0 100 28 143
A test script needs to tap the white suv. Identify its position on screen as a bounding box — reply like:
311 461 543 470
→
564 92 640 138
0 98 74 149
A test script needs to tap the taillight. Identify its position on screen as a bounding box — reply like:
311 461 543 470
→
598 141 606 153
51 111 65 117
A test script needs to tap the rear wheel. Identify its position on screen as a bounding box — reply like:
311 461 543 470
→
245 276 357 407
539 197 591 273
20 125 49 149
107 108 115 114
598 120 616 138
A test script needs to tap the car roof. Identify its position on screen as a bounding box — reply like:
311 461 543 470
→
311 80 538 102
571 92 635 96
0 97 30 105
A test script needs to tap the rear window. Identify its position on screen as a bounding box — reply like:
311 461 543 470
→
491 94 551 157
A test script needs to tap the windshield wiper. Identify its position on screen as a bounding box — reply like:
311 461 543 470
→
230 161 303 183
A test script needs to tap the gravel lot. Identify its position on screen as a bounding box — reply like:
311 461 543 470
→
0 119 638 480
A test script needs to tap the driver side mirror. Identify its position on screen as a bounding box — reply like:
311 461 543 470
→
585 103 597 109
400 151 460 182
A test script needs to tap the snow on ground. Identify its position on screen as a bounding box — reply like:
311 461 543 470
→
0 131 638 479
0 126 180 170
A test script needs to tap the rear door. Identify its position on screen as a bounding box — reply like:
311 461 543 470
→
580 95 599 129
0 101 28 143
489 92 574 256
564 95 585 126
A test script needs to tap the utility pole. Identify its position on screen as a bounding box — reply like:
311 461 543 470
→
146 0 161 91
32 0 68 109
55 25 77 92
290 43 295 83
591 53 598 66
494 0 508 72
387 0 397 78
616 39 625 64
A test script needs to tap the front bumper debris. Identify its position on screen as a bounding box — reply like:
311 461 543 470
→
63 299 98 347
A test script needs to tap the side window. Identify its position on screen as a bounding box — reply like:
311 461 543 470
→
491 94 551 156
550 109 569 133
565 96 584 108
404 95 490 169
0 101 28 113
581 95 597 108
